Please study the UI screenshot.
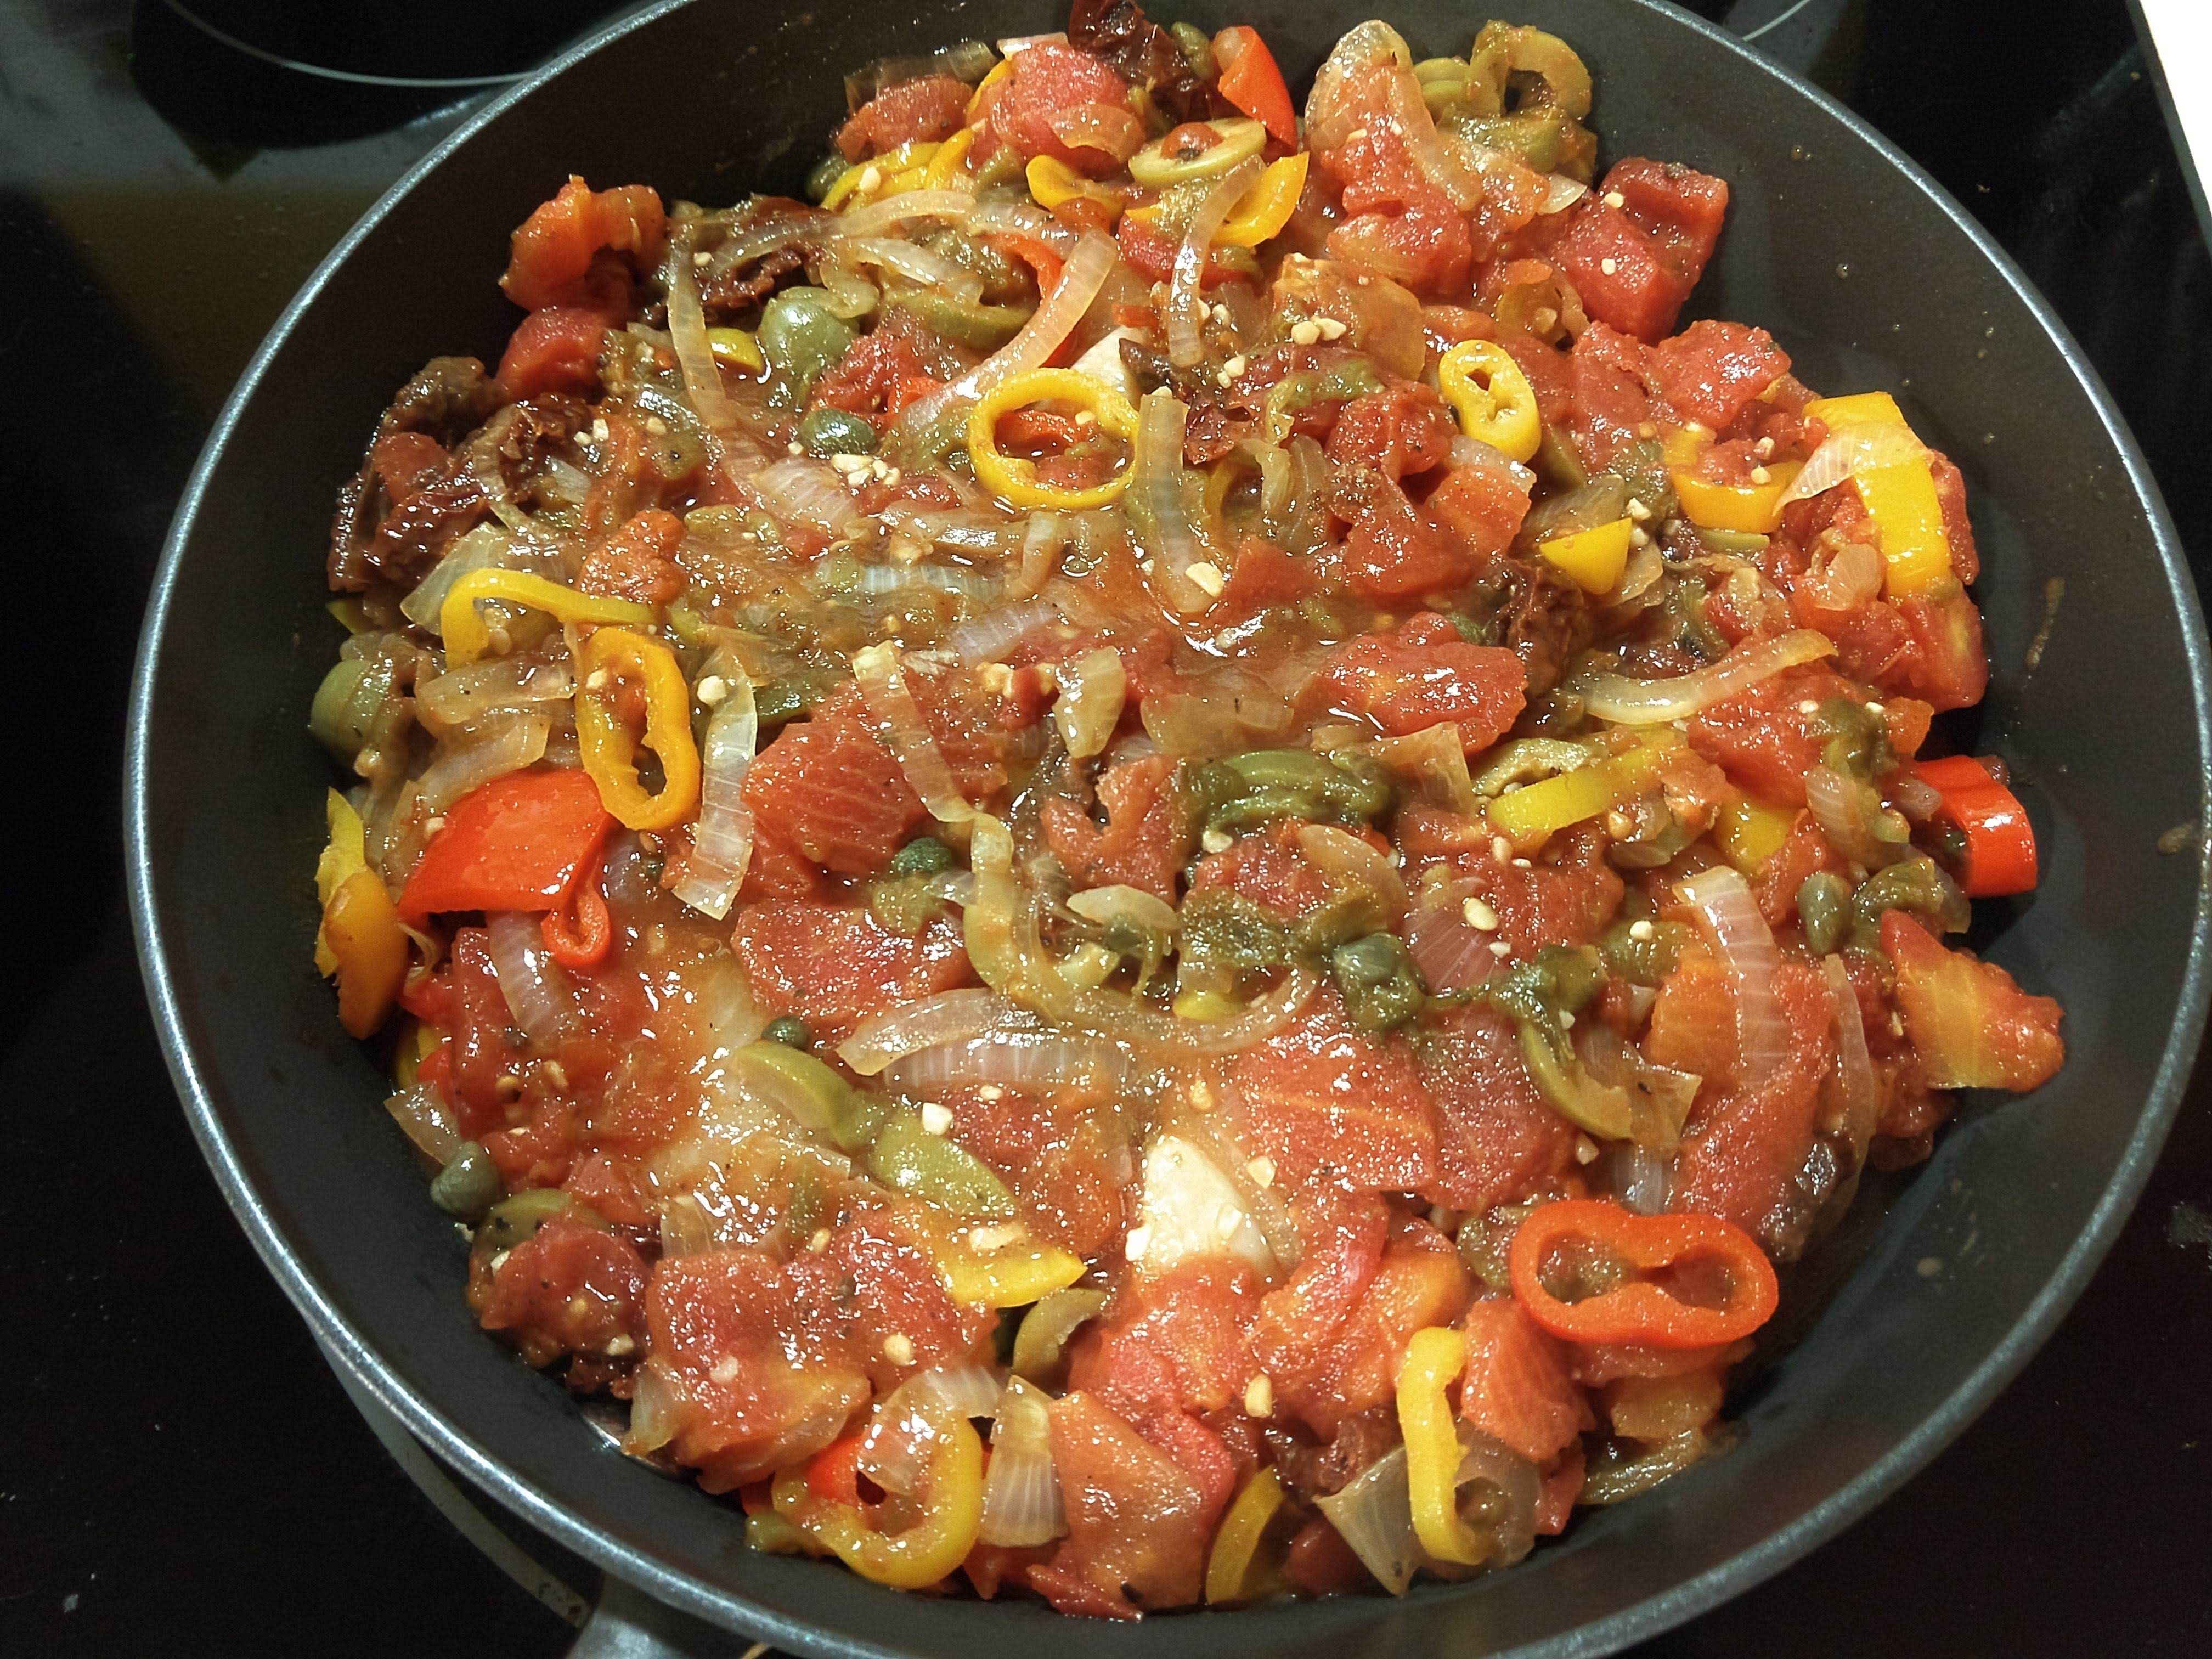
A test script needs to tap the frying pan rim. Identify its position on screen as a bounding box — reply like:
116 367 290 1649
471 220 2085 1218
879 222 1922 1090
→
125 1 2212 1653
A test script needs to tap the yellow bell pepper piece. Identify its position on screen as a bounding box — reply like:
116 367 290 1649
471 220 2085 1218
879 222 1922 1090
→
573 627 702 831
821 139 942 212
1486 735 1678 850
772 1415 985 1589
1215 153 1310 249
1537 516 1634 593
1204 1466 1287 1604
1438 340 1542 464
966 366 1139 510
924 126 975 190
966 57 1012 121
1660 426 1706 470
1714 798 1797 873
316 793 405 1039
935 1237 1087 1307
1398 1325 1491 1567
326 596 372 635
1673 462 1803 534
1024 154 1124 219
439 569 650 668
1804 392 1951 598
1172 986 1239 1022
706 326 762 371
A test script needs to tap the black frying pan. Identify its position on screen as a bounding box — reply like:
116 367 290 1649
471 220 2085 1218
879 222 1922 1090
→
126 2 2212 1654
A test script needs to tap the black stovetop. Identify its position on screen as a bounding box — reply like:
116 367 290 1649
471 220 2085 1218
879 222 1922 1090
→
3 2 2209 1654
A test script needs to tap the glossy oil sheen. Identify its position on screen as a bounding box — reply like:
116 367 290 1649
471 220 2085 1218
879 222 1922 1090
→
128 2 2212 1655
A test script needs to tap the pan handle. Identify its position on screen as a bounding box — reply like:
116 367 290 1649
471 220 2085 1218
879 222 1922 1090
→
569 1573 772 1658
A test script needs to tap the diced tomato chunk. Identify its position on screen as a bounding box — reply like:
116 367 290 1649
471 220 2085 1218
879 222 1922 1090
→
477 1216 648 1366
1311 619 1528 751
494 307 606 402
1230 992 1439 1195
835 74 969 161
577 507 686 606
988 44 1130 171
1068 1258 1261 1419
1042 754 1188 904
740 711 924 876
1423 462 1531 566
501 176 667 315
730 901 971 1042
1536 158 1728 342
1419 1004 1578 1212
1031 1391 1219 1616
1687 664 1860 807
1459 1297 1594 1465
1336 469 1476 600
1884 911 2064 1090
1650 320 1791 432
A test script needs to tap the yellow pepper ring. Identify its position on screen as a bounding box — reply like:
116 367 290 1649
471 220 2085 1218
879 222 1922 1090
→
924 126 976 190
966 367 1139 510
573 627 703 832
439 568 651 668
1673 462 1803 534
1397 1325 1493 1567
1215 152 1310 249
1537 515 1634 594
1204 1466 1288 1604
771 1415 985 1589
1438 339 1542 464
1024 154 1125 219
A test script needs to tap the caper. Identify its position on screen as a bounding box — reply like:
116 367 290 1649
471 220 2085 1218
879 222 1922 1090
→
798 407 878 458
473 1187 577 1252
1331 932 1428 1035
763 1016 812 1049
1797 871 1853 956
804 152 852 205
757 287 856 409
888 836 957 876
430 1141 501 1221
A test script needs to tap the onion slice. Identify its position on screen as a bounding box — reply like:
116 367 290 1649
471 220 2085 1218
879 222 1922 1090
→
948 596 1057 663
1166 158 1263 367
666 258 737 434
750 458 863 540
1675 865 1787 1084
853 644 973 823
1778 419 1927 506
839 989 1018 1076
829 187 978 240
1573 630 1837 725
1822 955 1878 1157
1128 390 1222 617
486 910 573 1043
671 665 758 921
980 1376 1066 1548
1315 1447 1421 1595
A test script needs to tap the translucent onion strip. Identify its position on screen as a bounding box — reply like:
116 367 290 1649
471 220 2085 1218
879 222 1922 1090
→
1129 390 1215 616
830 187 978 240
837 237 983 306
887 1030 1132 1096
672 668 759 921
1573 630 1836 725
853 644 973 823
486 910 573 1044
1822 955 1878 1158
666 258 737 434
415 712 550 813
1778 419 1926 507
1675 864 1787 1084
1167 158 1263 367
751 457 863 539
980 1375 1066 1546
839 989 1018 1075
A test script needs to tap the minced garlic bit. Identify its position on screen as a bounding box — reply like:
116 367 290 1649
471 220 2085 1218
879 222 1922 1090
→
424 816 447 837
1243 1374 1274 1418
1865 700 1886 714
1462 895 1500 931
1211 302 1232 324
585 668 611 691
1559 1009 1577 1030
1216 1204 1245 1239
1200 826 1234 854
857 165 883 194
1222 354 1247 380
978 662 1014 696
1627 496 1652 521
1749 464 1773 484
1600 257 1620 276
882 1331 915 1366
1574 1135 1600 1165
645 415 668 435
590 417 611 443
1074 409 1096 427
1628 917 1656 942
1491 835 1513 863
1488 940 1514 958
1124 1223 1154 1262
1798 698 1820 714
495 1073 523 1101
695 674 729 706
967 1222 1023 1252
540 1060 569 1090
1511 856 1533 870
1186 560 1226 597
919 1101 955 1136
1754 435 1776 458
976 1083 1005 1102
1245 1155 1276 1188
1290 318 1323 346
710 1355 742 1384
1316 317 1348 340
1189 1076 1216 1112
605 1334 636 1357
1603 189 1626 208
1629 526 1651 548
692 251 712 268
808 1227 832 1252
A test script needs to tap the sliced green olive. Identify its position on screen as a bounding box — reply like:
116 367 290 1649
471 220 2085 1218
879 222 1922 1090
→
1127 117 1268 187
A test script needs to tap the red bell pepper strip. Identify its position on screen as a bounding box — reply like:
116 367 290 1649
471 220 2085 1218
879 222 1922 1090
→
398 769 616 924
1914 755 2038 898
540 847 613 970
1212 26 1297 146
1508 1199 1778 1350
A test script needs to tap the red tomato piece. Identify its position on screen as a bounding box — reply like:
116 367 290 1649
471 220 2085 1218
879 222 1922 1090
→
477 1216 649 1365
1883 912 2064 1090
1031 1391 1218 1616
989 44 1130 171
1570 321 1655 470
1041 753 1188 904
494 307 607 402
1418 1004 1579 1213
739 710 926 877
730 902 971 1043
1068 1258 1262 1419
1685 664 1860 808
1325 384 1457 481
1311 620 1529 751
446 927 520 1133
577 507 687 606
1187 820 1330 917
1650 320 1791 432
371 430 448 499
1337 469 1476 600
808 328 933 425
1459 1297 1594 1466
834 73 969 161
1536 159 1728 343
1421 462 1531 567
398 769 616 924
501 175 667 314
1229 991 1440 1194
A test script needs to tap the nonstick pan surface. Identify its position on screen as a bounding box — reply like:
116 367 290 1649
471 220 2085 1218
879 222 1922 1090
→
128 2 2212 1654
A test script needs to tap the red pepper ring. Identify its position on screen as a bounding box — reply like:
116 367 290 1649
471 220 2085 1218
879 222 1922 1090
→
1912 756 2039 897
1508 1199 1779 1351
540 845 612 969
